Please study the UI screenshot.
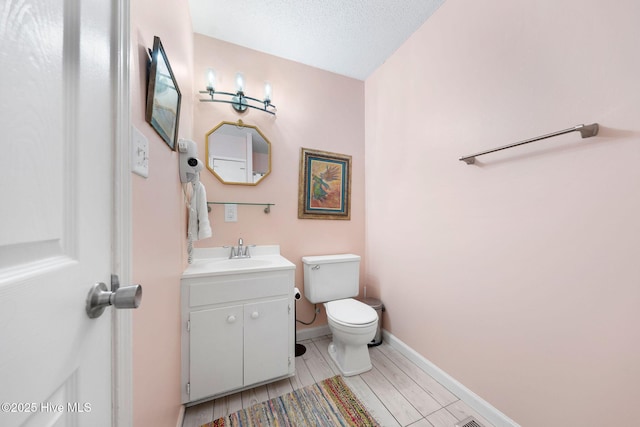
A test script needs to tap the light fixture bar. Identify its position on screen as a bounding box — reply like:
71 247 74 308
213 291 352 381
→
199 89 277 115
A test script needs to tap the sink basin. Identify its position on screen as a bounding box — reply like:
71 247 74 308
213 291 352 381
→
182 246 295 278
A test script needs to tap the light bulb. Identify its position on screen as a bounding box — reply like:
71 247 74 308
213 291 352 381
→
235 72 245 93
264 81 272 103
206 68 215 90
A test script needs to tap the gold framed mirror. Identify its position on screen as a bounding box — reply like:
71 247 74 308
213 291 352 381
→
205 120 271 185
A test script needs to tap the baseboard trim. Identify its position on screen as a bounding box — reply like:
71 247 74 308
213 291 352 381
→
382 330 520 427
296 324 330 341
176 405 185 427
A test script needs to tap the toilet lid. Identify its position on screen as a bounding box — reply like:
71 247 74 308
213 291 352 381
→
326 299 377 326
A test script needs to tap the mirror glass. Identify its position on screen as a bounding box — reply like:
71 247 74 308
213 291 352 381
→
205 120 271 185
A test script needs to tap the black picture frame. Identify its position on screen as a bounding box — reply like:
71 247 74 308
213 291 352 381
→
145 36 181 150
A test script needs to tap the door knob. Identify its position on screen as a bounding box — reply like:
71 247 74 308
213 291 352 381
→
86 274 142 319
251 311 260 319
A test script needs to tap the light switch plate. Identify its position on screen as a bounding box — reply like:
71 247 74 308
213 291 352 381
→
224 204 238 222
131 126 149 178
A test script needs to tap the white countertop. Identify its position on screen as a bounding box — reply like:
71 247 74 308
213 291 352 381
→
182 245 295 278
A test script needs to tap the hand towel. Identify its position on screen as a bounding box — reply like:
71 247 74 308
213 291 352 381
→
188 175 211 241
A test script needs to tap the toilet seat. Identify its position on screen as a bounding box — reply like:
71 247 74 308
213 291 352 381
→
325 299 377 328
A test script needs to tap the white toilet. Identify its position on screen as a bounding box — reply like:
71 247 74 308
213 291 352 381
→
302 254 378 376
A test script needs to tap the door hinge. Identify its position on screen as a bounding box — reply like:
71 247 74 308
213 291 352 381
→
288 356 292 366
187 320 190 332
288 304 291 314
186 382 190 395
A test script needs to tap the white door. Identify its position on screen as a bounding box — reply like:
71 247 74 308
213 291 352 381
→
212 158 248 183
0 1 118 426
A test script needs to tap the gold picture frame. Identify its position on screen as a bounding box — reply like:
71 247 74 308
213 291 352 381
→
298 148 351 220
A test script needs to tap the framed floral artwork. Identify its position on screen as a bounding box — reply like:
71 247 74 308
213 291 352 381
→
298 148 351 220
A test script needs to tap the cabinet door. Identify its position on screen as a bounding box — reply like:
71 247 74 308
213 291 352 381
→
244 297 291 385
190 305 243 401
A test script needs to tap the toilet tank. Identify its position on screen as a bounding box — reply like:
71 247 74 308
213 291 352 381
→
302 254 360 303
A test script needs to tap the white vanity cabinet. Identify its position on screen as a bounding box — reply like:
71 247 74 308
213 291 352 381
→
180 249 295 404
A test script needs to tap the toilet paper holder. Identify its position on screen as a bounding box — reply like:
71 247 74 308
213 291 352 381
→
293 286 306 356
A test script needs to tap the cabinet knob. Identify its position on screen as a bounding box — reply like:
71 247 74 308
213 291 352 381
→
250 311 260 319
227 315 236 323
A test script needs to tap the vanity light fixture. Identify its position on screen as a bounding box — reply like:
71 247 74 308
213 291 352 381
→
199 69 276 115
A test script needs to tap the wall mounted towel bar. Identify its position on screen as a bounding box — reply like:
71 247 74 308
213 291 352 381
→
207 202 275 214
459 123 599 165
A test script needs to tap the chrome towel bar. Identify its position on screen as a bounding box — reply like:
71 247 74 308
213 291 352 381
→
207 201 274 213
459 123 599 165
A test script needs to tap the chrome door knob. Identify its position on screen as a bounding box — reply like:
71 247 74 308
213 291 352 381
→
86 275 142 319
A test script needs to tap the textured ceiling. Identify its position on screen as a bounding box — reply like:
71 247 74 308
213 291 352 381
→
188 0 445 81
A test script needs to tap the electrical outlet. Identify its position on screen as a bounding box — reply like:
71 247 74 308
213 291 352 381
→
224 204 238 222
131 126 149 178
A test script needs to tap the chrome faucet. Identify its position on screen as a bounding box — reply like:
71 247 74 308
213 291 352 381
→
227 237 253 259
236 237 244 257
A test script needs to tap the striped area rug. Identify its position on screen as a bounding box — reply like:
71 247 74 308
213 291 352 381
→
201 376 380 427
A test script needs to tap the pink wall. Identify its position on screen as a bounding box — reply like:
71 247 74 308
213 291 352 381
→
130 2 640 424
364 0 640 425
130 0 193 425
192 34 365 327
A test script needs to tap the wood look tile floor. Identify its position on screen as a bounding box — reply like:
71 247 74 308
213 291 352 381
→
182 336 495 427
